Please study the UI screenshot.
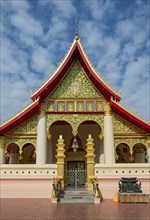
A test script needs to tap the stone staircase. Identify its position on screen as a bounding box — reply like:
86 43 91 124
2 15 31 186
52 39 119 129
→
58 188 95 204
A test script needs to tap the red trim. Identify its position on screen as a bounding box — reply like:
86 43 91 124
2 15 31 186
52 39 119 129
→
110 100 150 134
0 100 40 135
31 41 121 102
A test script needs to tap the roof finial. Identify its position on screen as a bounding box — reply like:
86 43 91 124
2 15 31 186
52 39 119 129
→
75 17 79 40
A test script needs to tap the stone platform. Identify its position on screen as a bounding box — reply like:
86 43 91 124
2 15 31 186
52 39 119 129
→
118 193 150 203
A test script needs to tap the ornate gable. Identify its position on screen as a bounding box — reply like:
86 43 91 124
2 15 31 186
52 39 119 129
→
49 60 102 99
113 114 146 134
6 116 37 135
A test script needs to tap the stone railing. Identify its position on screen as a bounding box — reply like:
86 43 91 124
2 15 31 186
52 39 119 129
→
94 163 150 178
0 164 57 179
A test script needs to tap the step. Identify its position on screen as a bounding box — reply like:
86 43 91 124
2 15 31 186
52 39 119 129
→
63 195 94 199
64 190 93 195
58 189 95 203
59 198 94 204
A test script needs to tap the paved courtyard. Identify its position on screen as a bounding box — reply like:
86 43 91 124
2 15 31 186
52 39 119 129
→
0 199 149 220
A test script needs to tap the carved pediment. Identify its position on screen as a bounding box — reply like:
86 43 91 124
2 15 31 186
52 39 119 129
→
49 60 103 99
7 116 37 134
113 114 146 134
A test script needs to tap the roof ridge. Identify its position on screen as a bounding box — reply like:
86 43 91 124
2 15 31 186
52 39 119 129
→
111 99 150 125
78 39 121 99
31 39 76 98
0 98 39 127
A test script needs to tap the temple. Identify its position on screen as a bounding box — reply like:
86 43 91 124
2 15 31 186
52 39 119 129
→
0 35 150 200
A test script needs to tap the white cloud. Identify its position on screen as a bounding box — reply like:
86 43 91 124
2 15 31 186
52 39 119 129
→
85 0 116 20
31 46 55 74
10 10 43 38
0 0 149 123
39 0 76 17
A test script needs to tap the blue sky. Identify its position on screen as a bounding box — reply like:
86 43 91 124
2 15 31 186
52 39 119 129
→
0 0 149 123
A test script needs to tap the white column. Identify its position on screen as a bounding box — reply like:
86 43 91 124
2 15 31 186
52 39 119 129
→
36 103 47 165
99 139 104 163
104 102 115 164
0 147 5 164
0 136 6 164
147 140 150 163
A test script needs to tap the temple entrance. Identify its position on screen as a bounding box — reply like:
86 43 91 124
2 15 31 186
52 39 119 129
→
66 161 87 189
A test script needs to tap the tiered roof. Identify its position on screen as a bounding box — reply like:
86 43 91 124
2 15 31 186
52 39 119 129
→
0 37 150 134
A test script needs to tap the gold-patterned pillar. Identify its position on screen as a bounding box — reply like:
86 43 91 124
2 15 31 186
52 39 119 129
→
0 136 6 164
86 134 95 190
146 138 150 163
56 135 65 189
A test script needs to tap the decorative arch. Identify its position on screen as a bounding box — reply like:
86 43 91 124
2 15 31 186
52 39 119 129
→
47 114 103 137
22 143 36 164
5 143 19 164
78 120 102 163
133 143 147 163
115 143 130 163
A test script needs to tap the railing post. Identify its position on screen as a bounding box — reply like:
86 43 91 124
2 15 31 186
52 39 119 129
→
56 135 65 189
86 134 95 190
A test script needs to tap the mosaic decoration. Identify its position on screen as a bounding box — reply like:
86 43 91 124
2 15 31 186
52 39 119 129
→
113 114 146 134
49 60 103 99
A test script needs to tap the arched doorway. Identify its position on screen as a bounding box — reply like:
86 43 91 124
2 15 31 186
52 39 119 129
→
22 143 36 164
116 143 130 163
48 120 73 164
5 143 19 164
78 120 101 163
133 143 147 163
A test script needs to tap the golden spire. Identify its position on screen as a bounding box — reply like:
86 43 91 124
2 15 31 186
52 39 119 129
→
75 17 79 40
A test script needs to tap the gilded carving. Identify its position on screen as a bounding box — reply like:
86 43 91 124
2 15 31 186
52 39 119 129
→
47 114 103 136
39 102 46 114
87 102 94 112
49 60 102 99
113 114 146 134
47 100 105 112
114 138 147 149
5 138 36 150
67 102 74 112
77 102 84 112
96 101 104 111
7 116 37 134
104 102 112 116
47 101 55 111
58 102 65 112
0 136 6 148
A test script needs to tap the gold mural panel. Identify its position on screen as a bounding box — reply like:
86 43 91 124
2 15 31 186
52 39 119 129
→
77 102 84 112
47 101 55 112
58 102 65 112
87 102 94 112
96 101 104 111
67 102 74 112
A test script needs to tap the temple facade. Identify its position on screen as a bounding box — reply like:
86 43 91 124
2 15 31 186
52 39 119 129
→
0 36 150 199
